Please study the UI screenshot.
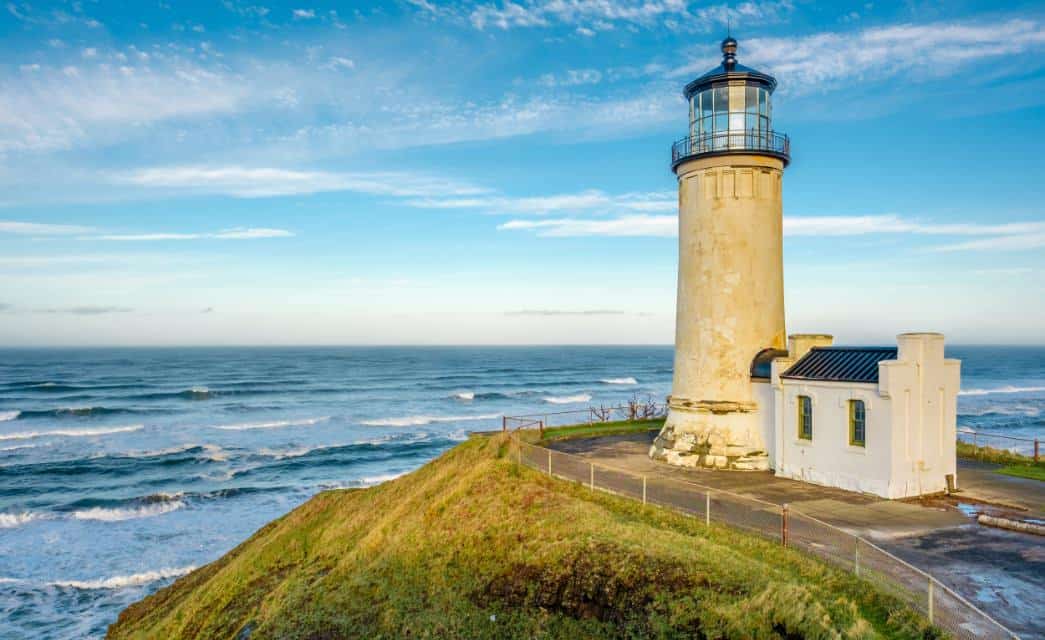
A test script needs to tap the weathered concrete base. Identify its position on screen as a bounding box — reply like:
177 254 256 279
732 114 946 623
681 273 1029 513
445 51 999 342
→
649 406 769 471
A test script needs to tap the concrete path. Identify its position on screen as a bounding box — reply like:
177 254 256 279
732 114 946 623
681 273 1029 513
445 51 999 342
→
546 431 1045 639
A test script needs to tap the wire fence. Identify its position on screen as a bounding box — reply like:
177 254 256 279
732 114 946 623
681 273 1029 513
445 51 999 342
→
957 429 1039 461
510 433 1019 640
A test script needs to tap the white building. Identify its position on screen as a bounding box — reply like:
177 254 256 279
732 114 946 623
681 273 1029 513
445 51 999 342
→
761 333 960 499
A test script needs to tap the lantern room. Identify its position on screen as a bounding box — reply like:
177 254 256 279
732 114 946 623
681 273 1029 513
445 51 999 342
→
672 37 789 168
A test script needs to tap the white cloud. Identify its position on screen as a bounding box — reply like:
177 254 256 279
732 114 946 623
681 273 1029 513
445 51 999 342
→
498 212 1045 245
97 228 295 241
0 59 248 152
673 17 1045 95
322 56 355 71
116 165 488 199
0 221 95 235
537 69 602 87
406 189 675 215
469 0 792 31
292 8 316 19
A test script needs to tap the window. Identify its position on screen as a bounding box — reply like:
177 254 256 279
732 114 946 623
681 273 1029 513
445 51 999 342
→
849 400 866 447
797 395 812 440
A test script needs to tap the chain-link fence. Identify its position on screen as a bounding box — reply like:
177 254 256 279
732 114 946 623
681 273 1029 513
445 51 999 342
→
512 435 1018 639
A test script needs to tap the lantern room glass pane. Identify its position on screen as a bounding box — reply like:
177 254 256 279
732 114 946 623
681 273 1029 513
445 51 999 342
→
700 89 713 118
713 86 728 114
759 88 767 116
745 86 757 115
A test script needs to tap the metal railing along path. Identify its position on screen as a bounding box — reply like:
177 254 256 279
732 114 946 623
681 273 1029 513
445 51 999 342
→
506 427 1019 640
958 429 1040 461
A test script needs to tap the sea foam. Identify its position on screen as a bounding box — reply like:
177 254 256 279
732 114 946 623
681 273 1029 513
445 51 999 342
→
959 385 1045 396
452 391 476 400
0 410 19 422
543 393 592 404
213 416 330 431
361 413 501 427
71 500 185 522
0 511 45 528
50 565 196 590
0 424 143 441
600 377 638 385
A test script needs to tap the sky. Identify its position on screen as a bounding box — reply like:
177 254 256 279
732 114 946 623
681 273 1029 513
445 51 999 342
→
1 0 1044 346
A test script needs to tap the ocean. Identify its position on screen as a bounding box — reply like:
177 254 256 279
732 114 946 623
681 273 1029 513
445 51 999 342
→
0 345 1042 639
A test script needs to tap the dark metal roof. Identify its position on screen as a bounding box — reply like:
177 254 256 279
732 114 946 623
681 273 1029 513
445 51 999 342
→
750 347 789 380
683 38 777 99
781 347 898 384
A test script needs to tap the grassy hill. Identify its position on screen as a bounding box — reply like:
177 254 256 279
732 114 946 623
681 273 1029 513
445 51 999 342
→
107 434 937 639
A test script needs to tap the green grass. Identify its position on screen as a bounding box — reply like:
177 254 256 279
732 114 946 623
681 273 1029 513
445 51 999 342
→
996 464 1045 482
108 434 939 640
535 417 665 443
957 441 1043 482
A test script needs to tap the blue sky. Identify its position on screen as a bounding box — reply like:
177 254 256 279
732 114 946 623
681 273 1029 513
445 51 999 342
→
1 0 1044 346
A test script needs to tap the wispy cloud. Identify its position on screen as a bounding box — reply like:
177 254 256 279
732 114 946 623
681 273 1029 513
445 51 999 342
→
97 228 295 241
0 59 248 153
116 166 488 199
505 309 629 316
499 212 1045 247
292 8 316 19
33 306 134 315
0 221 96 235
468 0 792 32
407 189 675 214
672 18 1045 95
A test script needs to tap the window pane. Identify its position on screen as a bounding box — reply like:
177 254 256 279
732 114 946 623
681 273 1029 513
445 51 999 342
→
714 113 728 134
714 86 728 114
759 89 767 116
729 112 745 132
701 90 713 118
745 86 757 114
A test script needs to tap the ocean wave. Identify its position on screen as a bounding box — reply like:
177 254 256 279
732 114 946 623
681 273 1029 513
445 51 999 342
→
543 393 592 404
0 424 143 441
959 385 1045 396
15 406 142 419
50 565 196 590
451 391 475 401
0 443 37 452
959 405 1041 418
0 511 45 528
213 416 330 431
360 413 501 427
0 410 19 422
71 499 185 522
600 377 638 385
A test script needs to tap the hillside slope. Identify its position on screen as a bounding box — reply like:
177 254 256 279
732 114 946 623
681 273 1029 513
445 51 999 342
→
107 435 936 639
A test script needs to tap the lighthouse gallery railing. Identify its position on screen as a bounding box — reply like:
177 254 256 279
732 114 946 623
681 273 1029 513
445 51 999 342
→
672 129 790 167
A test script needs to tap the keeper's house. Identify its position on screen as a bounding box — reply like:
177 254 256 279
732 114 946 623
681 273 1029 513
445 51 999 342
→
764 332 960 499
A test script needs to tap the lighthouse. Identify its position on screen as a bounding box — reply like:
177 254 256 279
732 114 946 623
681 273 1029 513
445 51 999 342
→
650 37 790 471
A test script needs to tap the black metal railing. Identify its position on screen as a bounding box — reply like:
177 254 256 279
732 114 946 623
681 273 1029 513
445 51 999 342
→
672 129 790 167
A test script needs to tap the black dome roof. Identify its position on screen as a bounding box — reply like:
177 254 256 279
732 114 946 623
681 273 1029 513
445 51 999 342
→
683 38 777 99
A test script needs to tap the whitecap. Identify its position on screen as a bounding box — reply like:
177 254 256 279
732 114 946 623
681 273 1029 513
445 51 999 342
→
361 471 408 485
50 565 196 590
31 382 57 388
360 413 500 427
0 511 45 528
543 393 592 405
213 416 330 431
0 424 143 441
600 377 638 385
959 385 1045 396
452 391 475 401
0 410 20 422
71 500 185 522
0 443 37 452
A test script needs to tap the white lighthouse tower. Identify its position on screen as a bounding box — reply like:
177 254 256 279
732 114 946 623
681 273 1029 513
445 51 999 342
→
651 37 790 470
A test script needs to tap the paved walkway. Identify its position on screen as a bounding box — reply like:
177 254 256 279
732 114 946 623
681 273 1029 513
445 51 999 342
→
545 432 1045 639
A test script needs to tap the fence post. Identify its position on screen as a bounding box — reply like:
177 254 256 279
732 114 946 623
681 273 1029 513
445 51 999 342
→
642 476 647 505
517 439 522 466
590 462 594 491
928 578 934 625
854 538 860 576
502 415 506 432
705 492 711 527
539 420 544 438
781 504 789 547
1035 438 1040 463
547 449 552 476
